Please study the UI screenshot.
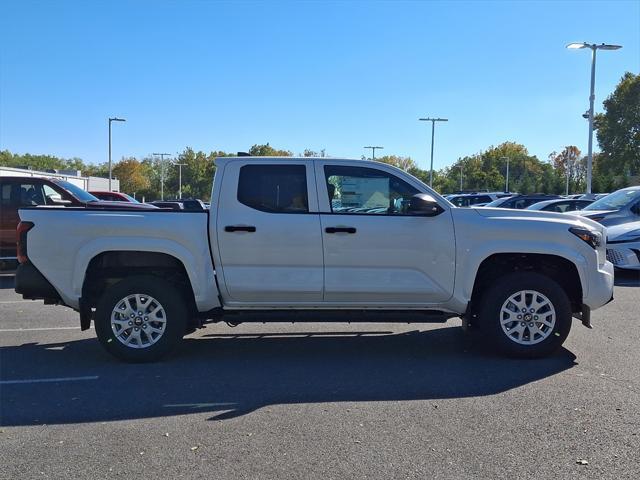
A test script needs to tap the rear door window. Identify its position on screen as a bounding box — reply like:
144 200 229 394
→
237 164 309 213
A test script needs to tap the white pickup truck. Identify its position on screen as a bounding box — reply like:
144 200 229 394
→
15 157 614 362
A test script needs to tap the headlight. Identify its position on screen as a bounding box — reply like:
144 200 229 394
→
569 226 602 249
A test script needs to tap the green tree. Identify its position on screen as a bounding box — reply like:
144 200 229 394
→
549 146 584 194
248 143 292 157
112 158 151 195
595 72 640 178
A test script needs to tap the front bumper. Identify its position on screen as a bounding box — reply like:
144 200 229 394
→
606 245 640 270
583 260 615 311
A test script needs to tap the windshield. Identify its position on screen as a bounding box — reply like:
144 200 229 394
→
54 180 99 202
121 193 140 203
484 197 512 208
583 189 640 211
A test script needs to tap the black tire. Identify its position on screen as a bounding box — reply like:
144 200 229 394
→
94 275 187 362
477 272 572 358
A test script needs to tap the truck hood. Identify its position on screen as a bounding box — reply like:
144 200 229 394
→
606 220 640 242
471 206 605 232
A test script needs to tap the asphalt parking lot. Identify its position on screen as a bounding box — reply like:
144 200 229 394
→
1 272 639 479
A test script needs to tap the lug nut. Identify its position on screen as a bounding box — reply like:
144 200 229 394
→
522 308 526 313
530 308 535 313
142 325 147 329
521 322 526 326
534 316 538 320
517 315 522 319
529 322 534 327
144 317 148 321
128 321 133 326
130 313 135 318
138 311 142 315
134 327 139 331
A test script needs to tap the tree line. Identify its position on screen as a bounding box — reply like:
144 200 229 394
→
1 72 637 201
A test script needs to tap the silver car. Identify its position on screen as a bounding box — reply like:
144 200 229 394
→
606 221 640 270
572 186 640 226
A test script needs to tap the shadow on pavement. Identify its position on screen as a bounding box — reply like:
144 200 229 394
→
0 274 15 290
0 326 577 426
614 269 640 287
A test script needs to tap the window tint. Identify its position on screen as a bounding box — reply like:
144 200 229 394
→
1 184 11 205
237 165 308 213
324 165 419 215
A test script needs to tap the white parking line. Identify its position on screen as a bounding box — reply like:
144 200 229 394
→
0 327 92 332
0 301 28 304
0 375 99 385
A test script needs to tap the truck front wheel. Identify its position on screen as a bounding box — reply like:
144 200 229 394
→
478 272 572 358
94 275 187 362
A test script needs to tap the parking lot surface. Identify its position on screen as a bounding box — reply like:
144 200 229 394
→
1 272 639 479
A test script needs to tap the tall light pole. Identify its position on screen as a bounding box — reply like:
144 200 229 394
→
459 165 463 191
108 117 126 192
501 156 510 192
364 146 383 161
175 162 186 199
567 42 622 194
419 117 448 187
153 153 171 200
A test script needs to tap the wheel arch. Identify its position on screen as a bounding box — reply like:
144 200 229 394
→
469 253 584 316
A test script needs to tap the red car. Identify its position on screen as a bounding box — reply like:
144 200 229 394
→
89 191 139 202
1 176 156 267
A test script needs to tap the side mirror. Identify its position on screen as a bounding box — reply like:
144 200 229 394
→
408 194 445 217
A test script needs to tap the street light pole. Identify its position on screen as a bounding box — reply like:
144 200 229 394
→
175 163 186 199
108 117 126 191
364 146 383 161
152 153 171 200
567 42 622 194
419 117 448 188
459 165 463 191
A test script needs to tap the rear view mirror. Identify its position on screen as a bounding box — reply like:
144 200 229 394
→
408 194 445 217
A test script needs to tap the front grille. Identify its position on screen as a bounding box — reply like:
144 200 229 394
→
606 248 626 266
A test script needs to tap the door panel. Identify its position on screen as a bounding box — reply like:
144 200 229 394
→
317 162 456 305
216 161 323 303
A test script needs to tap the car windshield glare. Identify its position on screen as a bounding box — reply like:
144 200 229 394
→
583 189 640 211
54 180 99 203
484 197 512 207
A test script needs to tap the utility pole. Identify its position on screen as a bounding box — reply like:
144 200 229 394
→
364 146 383 161
153 153 171 200
108 117 126 191
566 42 622 194
419 117 448 187
175 163 186 199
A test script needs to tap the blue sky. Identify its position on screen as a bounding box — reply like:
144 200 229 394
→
1 0 639 171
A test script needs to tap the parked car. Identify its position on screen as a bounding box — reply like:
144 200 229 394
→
483 194 562 210
605 221 640 270
571 186 640 226
15 157 613 362
90 191 140 202
1 176 156 267
526 198 594 213
446 192 512 207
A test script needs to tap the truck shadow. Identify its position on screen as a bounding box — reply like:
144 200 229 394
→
0 327 576 426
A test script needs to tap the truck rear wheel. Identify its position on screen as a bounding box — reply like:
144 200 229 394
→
478 272 572 358
94 275 187 362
